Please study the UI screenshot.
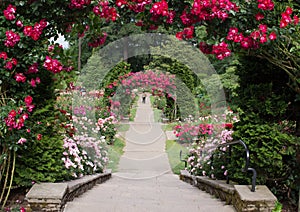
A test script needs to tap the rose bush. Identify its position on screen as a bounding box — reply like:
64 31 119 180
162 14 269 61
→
0 0 299 209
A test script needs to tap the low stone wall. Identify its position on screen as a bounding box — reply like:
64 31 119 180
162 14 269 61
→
26 170 112 212
180 170 277 212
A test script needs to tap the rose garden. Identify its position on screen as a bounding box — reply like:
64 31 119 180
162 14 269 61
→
0 0 300 211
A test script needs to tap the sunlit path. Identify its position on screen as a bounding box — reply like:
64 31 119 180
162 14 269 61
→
64 93 236 212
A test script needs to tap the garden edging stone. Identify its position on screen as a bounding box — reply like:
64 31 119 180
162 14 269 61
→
25 169 112 212
180 170 277 212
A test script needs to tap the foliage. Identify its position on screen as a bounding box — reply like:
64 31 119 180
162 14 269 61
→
14 135 69 187
232 113 300 207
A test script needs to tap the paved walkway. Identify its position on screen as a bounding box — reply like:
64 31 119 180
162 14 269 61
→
64 94 236 212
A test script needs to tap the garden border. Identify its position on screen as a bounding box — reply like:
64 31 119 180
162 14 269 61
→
25 169 112 212
180 170 277 212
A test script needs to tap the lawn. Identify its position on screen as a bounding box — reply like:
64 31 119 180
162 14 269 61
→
165 140 189 175
107 137 125 172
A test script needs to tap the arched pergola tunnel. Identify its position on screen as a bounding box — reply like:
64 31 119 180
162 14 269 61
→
74 33 227 125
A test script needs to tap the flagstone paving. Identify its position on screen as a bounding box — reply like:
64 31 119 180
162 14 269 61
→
64 94 236 212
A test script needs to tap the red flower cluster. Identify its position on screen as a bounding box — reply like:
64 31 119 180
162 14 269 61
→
0 51 8 60
212 42 231 60
88 32 108 48
280 7 299 28
199 41 231 60
93 1 119 21
257 0 274 11
0 52 18 70
16 20 23 28
199 42 211 54
4 58 17 70
149 0 175 23
176 26 194 40
23 19 47 41
4 30 20 47
26 63 39 74
14 73 26 83
226 24 277 50
3 4 16 20
116 0 152 13
43 56 63 74
30 77 41 87
5 96 34 130
69 0 91 9
188 0 238 23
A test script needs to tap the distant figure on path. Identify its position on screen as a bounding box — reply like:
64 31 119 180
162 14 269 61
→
142 92 146 103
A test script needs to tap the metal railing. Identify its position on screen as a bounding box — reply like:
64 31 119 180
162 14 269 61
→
211 139 257 192
180 139 257 192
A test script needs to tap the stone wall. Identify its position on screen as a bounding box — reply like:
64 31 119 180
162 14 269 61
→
26 170 112 212
180 170 277 212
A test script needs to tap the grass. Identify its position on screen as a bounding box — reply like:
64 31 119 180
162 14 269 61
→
129 107 137 121
107 137 125 172
116 123 130 132
153 108 162 122
165 139 189 175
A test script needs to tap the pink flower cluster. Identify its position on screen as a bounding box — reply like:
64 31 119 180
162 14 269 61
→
3 4 16 20
280 7 299 28
97 116 117 128
62 137 84 170
88 32 108 48
43 56 63 74
4 30 20 47
174 123 214 143
69 0 91 9
4 96 34 130
93 1 119 21
257 0 274 11
23 19 47 41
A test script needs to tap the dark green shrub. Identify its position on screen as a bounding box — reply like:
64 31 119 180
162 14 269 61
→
231 113 300 206
14 135 69 187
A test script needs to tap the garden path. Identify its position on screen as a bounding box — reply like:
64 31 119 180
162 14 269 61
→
64 94 236 212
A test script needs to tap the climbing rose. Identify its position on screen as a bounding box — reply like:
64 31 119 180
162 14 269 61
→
0 52 8 60
255 12 264 21
14 73 26 82
37 134 42 140
43 56 63 74
4 30 20 47
269 32 277 40
18 138 27 145
26 63 39 74
3 4 16 20
24 95 33 105
23 19 47 40
16 20 23 28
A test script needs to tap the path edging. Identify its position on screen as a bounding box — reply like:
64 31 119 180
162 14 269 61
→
25 169 112 212
180 170 277 212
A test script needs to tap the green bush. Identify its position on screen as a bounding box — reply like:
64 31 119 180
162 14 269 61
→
231 113 300 205
14 135 69 187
